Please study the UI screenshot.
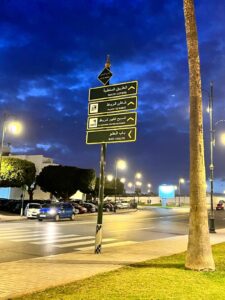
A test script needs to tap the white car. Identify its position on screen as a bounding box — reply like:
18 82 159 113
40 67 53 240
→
25 203 42 218
116 201 130 209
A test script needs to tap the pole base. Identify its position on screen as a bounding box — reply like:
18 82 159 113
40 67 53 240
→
209 218 216 233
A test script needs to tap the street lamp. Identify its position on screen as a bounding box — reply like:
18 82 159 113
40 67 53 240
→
178 178 185 207
106 174 113 182
135 180 142 204
147 183 151 192
207 82 216 233
134 172 142 203
135 172 142 180
128 182 133 189
115 159 127 203
120 177 126 183
0 115 23 177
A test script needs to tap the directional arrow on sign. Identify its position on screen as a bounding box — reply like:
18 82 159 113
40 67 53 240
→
87 112 137 130
86 127 136 144
89 81 138 101
88 96 137 115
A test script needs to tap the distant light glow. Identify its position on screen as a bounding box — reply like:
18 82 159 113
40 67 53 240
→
128 182 133 188
135 172 142 179
120 177 126 183
220 133 225 145
116 159 127 170
107 174 113 181
179 178 185 184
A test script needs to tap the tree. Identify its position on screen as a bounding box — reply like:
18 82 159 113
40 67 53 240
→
0 157 36 189
183 0 215 270
94 177 124 198
36 165 96 200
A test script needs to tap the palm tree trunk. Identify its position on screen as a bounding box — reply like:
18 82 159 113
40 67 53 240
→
183 0 215 271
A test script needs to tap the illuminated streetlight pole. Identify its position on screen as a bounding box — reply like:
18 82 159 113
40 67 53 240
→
135 181 142 204
208 82 216 233
147 183 151 203
115 159 127 204
0 114 23 177
178 178 185 207
106 174 113 182
134 172 142 204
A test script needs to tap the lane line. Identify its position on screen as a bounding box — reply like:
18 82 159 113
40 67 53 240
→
77 240 139 251
12 234 79 242
0 230 32 236
32 235 93 245
54 238 116 248
108 226 155 233
0 232 51 239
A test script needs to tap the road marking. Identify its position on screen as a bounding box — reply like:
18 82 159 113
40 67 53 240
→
77 240 139 251
31 235 93 245
0 230 35 237
0 232 50 239
108 226 154 233
0 229 31 236
12 234 78 242
54 238 116 248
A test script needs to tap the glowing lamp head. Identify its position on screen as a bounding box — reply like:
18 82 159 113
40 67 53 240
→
135 172 142 179
179 178 185 184
220 133 225 145
7 121 23 135
107 174 113 182
116 159 127 170
128 182 133 188
120 177 126 183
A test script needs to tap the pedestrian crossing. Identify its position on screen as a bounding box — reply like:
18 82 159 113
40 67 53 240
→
0 227 139 251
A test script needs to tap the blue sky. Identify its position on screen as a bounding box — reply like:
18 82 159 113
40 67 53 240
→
0 0 225 193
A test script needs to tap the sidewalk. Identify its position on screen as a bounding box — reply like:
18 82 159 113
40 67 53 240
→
1 227 225 299
0 212 27 222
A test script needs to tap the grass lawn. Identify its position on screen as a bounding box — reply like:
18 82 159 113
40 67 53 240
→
16 243 225 300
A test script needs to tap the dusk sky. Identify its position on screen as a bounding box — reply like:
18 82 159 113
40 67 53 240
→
0 0 225 193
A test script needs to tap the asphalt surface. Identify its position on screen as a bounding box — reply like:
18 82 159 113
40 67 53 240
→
0 207 224 264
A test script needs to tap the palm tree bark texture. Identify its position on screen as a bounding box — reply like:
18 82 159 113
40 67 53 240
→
183 0 215 271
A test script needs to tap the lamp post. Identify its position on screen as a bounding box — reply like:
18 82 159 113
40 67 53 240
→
208 82 216 233
114 159 127 204
134 172 142 204
147 183 151 203
135 181 142 204
0 114 23 178
178 178 185 207
106 174 113 182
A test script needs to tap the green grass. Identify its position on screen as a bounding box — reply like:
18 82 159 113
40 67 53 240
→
16 243 225 300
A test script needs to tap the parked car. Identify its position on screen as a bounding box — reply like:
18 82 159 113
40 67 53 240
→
116 200 130 209
38 202 76 221
216 200 225 210
103 201 115 212
25 203 42 218
71 202 87 214
82 202 97 213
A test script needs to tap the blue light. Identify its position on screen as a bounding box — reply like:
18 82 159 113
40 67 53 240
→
159 185 175 199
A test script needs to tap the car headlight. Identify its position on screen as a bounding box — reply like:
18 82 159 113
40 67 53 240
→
49 208 57 215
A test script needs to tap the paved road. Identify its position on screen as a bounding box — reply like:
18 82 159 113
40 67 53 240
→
0 208 224 264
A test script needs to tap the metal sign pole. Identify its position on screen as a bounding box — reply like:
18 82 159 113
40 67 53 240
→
95 55 111 254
